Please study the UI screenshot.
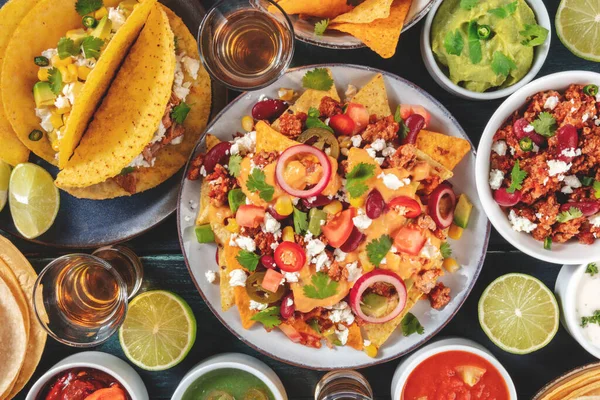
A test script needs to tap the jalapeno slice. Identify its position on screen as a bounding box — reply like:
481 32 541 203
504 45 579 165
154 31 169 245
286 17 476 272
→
34 56 49 67
243 388 271 400
28 129 43 141
519 137 533 151
297 128 340 158
477 25 492 40
82 15 98 29
584 84 598 97
245 271 285 303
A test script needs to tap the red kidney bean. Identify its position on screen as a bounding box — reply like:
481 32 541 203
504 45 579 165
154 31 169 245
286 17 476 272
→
340 227 366 253
260 255 278 270
560 201 600 216
302 195 333 208
215 248 219 266
556 124 579 162
280 293 295 319
493 188 522 207
252 99 287 121
513 118 545 146
268 207 288 221
400 114 425 145
365 189 385 219
203 142 232 174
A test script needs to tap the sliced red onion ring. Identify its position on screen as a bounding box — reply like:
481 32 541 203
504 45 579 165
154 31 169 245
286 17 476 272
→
428 184 456 229
275 145 332 199
349 270 407 324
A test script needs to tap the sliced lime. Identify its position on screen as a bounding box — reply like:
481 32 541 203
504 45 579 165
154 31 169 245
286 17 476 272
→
478 273 559 354
556 0 600 61
0 160 11 212
119 290 196 371
9 163 59 239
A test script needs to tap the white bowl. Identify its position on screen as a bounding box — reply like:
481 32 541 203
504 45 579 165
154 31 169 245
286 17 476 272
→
555 263 600 359
26 351 148 400
171 353 287 400
476 71 600 264
391 338 517 399
420 0 551 100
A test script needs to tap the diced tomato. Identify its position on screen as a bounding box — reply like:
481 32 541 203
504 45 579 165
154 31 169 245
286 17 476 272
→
274 242 306 272
399 104 431 127
388 196 422 218
279 323 302 343
322 209 355 248
345 103 369 134
262 269 284 293
329 114 355 136
399 104 413 120
393 226 426 256
236 205 265 227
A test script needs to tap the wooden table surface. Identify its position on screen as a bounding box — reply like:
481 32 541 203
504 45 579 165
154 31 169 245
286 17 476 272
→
3 0 599 398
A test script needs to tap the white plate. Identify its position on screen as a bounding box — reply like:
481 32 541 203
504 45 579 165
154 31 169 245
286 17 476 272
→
291 0 435 49
177 64 490 370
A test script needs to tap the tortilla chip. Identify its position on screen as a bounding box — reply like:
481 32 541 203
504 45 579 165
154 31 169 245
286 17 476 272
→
331 0 393 24
196 181 213 226
234 286 257 330
206 134 221 151
272 0 353 18
416 130 471 170
415 149 453 181
346 323 364 351
330 0 412 59
256 121 299 153
220 244 238 311
351 74 391 117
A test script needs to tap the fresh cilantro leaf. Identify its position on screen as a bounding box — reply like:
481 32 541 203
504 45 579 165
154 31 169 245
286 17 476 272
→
394 105 402 123
171 102 191 124
75 0 103 16
251 306 282 329
236 250 260 272
401 313 425 336
520 24 549 47
303 272 339 299
467 21 482 64
57 37 79 59
557 207 583 223
306 107 333 133
581 310 600 328
586 262 598 276
393 106 410 139
366 235 393 266
440 242 452 259
302 68 334 91
293 206 308 234
246 168 274 201
506 160 527 194
491 51 517 76
488 1 517 18
308 319 321 334
594 180 600 198
346 163 376 198
48 68 63 95
228 154 243 178
582 176 595 187
227 188 246 214
81 36 104 59
174 36 179 51
531 112 557 138
120 166 135 175
444 29 464 56
460 0 478 10
314 19 329 36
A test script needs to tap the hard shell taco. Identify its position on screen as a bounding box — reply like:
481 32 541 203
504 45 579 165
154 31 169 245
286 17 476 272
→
2 0 156 166
54 3 211 199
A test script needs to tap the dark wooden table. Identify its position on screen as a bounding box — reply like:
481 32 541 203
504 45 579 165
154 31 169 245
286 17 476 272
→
3 0 598 398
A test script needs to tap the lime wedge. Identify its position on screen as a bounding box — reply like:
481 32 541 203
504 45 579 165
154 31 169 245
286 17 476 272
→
9 163 59 239
478 273 559 354
119 290 196 371
556 0 600 61
0 160 11 212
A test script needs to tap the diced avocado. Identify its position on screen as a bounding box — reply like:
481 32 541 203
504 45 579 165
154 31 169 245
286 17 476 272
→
228 189 246 214
91 15 112 40
195 224 215 243
66 28 88 46
453 194 473 229
308 208 327 237
360 293 388 318
33 82 56 108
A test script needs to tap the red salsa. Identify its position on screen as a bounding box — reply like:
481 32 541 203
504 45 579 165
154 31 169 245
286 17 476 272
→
402 351 509 400
41 368 129 400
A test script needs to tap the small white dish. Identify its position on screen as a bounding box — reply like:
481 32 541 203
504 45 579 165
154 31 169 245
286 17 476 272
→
420 0 551 100
26 351 148 400
171 353 288 400
476 70 600 264
391 337 517 399
555 263 600 359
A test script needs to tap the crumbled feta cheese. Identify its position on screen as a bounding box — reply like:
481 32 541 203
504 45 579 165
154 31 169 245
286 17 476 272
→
306 238 326 258
127 154 153 168
230 131 256 155
352 209 372 230
200 166 207 177
390 245 398 253
491 140 507 156
596 119 600 127
374 157 384 165
345 261 362 282
333 248 347 262
150 122 167 144
382 145 396 157
542 176 549 186
312 252 331 272
380 256 387 265
589 213 600 228
205 270 217 283
262 212 281 234
350 135 362 147
419 239 440 259
182 56 200 80
285 297 294 307
229 234 256 252
108 7 127 31
570 107 578 113
283 271 300 283
54 95 70 109
171 136 183 145
335 325 349 345
547 160 572 177
306 196 317 203
228 269 247 287
508 210 537 233
561 186 573 194
563 175 582 189
74 56 96 68
378 173 410 190
544 96 559 110
371 139 386 151
363 340 371 347
345 84 357 101
510 146 516 156
523 124 534 133
41 48 57 60
532 143 540 153
535 212 544 220
35 107 53 132
583 113 590 123
489 169 505 190
249 300 268 311
561 148 582 158
328 301 355 325
366 147 377 159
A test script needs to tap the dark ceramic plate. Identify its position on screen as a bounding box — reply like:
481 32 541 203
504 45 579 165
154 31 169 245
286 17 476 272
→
0 0 227 248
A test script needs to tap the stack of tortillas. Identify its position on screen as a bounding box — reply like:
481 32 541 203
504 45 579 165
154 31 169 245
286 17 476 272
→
0 236 46 399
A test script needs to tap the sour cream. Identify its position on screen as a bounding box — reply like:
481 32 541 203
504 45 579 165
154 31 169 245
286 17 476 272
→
576 269 600 348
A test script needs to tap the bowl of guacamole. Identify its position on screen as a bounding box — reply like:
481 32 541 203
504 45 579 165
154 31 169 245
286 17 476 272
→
421 0 551 100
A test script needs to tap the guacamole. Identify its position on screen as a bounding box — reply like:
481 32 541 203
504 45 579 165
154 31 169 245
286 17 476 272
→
182 368 275 400
431 0 545 92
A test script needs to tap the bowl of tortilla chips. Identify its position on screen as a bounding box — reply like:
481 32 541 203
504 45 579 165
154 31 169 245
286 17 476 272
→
533 362 600 400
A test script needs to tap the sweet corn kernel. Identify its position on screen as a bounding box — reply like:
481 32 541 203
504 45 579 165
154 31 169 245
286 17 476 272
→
364 344 378 358
278 88 295 101
51 54 73 67
349 197 364 208
443 257 460 273
225 218 240 233
274 196 294 216
241 115 254 132
94 7 108 19
77 65 92 81
37 68 50 81
282 226 295 242
362 262 375 273
66 29 86 40
448 224 463 240
55 106 71 115
323 200 342 215
50 113 63 130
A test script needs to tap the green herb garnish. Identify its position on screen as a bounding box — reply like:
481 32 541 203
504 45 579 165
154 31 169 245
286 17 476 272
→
401 313 425 336
314 19 329 36
556 207 583 223
302 68 334 91
293 206 308 234
582 176 595 187
75 0 103 16
57 37 79 59
488 1 518 18
506 160 527 193
440 242 452 259
120 166 135 175
477 24 492 40
246 168 274 201
394 105 409 138
303 272 339 299
586 262 598 276
228 154 243 178
171 102 191 124
594 181 600 198
236 250 260 272
460 0 478 10
251 306 282 329
227 188 246 214
544 237 552 250
366 235 393 266
581 310 600 328
48 68 63 95
520 24 549 47
531 112 557 138
444 29 464 56
491 51 517 77
346 163 376 198
306 107 333 133
467 21 482 64
81 36 104 59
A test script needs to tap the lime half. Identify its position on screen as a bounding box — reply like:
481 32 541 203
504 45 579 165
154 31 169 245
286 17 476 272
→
119 290 196 371
556 0 600 61
478 273 559 354
9 163 59 239
0 160 11 212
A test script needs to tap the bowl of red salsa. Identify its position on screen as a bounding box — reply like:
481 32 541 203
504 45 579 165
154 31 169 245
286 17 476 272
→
391 338 516 400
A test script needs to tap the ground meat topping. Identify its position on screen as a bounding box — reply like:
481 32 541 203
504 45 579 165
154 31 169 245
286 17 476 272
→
114 173 137 195
279 112 307 139
413 269 442 295
361 115 399 143
253 151 278 168
429 283 451 309
187 153 204 180
319 96 343 118
206 164 236 207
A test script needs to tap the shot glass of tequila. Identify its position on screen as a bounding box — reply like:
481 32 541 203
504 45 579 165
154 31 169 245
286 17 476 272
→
198 0 295 90
314 370 374 400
